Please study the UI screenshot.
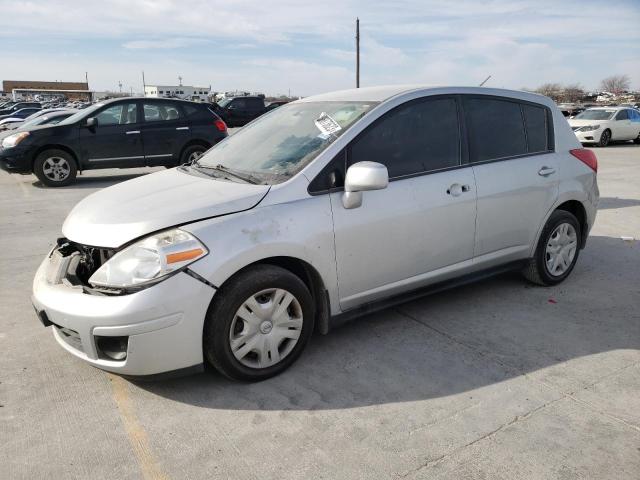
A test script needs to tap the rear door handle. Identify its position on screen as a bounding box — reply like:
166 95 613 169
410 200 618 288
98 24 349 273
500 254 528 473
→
126 130 140 135
447 183 471 196
538 166 556 177
176 126 189 131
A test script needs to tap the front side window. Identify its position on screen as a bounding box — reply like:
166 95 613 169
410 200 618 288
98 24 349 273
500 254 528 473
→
143 102 182 122
96 103 138 125
196 101 376 183
464 97 527 162
349 97 460 178
615 110 629 120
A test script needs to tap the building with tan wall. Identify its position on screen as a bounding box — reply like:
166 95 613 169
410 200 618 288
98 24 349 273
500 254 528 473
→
2 80 91 101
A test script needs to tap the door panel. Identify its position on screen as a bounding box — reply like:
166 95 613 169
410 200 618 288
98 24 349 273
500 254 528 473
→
141 101 191 166
330 170 477 309
472 154 559 263
79 102 144 168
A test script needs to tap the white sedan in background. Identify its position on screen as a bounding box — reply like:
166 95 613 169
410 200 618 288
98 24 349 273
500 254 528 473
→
568 106 640 147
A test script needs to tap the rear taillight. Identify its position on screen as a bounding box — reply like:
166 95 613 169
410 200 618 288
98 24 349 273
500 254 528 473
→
570 148 597 173
214 119 227 132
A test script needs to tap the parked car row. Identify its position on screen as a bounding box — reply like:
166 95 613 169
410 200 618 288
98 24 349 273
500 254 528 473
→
0 108 76 131
0 97 228 186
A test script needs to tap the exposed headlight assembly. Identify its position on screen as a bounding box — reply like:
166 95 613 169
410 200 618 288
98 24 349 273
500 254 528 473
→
89 229 208 289
1 131 29 148
578 125 601 132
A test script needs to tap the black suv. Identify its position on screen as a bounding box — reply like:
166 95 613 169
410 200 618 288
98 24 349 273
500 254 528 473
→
212 96 266 127
0 98 227 186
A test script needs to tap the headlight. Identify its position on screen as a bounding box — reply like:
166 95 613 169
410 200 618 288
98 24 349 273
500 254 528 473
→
89 229 208 289
578 125 601 132
1 131 29 148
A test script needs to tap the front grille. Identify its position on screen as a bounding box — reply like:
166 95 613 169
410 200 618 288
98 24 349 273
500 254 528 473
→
54 325 84 353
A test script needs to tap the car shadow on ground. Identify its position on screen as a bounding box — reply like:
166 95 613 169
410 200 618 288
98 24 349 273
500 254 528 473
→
133 235 639 410
598 197 640 210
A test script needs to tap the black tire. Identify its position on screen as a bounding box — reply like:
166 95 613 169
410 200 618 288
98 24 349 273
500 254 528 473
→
33 149 77 187
634 135 640 145
523 210 581 286
180 144 207 165
203 265 315 381
597 129 611 147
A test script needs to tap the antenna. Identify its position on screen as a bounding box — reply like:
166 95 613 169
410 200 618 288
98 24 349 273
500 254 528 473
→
479 75 492 87
356 18 360 88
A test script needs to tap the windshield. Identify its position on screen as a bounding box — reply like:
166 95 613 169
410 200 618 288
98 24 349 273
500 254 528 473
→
58 102 104 125
217 98 233 108
196 101 377 183
574 109 616 120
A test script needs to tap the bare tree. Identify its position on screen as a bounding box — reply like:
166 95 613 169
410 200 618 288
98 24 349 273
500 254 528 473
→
562 83 586 103
600 75 630 95
534 83 563 102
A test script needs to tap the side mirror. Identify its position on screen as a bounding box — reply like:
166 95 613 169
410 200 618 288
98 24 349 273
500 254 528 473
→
342 161 389 209
84 117 98 129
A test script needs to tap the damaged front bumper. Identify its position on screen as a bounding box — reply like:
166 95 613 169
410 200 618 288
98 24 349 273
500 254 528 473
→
32 242 216 376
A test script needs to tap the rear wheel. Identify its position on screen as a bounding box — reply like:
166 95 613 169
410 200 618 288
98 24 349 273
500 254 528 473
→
634 133 640 145
523 210 581 286
597 129 611 147
33 149 77 187
203 265 315 381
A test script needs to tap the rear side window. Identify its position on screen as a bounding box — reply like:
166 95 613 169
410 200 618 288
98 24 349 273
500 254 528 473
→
349 97 460 178
246 98 263 109
143 102 182 122
522 104 549 153
464 98 527 162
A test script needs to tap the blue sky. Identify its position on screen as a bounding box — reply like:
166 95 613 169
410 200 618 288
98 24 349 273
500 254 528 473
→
1 0 639 96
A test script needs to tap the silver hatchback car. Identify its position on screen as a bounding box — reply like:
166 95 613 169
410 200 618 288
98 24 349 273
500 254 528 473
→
32 86 599 381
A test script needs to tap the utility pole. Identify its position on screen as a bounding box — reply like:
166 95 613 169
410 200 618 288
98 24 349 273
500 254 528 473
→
118 81 122 93
178 75 183 86
142 71 146 94
356 18 360 88
85 71 89 87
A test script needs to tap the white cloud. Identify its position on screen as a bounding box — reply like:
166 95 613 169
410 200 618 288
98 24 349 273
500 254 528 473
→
122 38 207 49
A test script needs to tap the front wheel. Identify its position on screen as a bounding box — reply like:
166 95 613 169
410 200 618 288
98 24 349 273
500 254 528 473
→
523 210 581 286
203 265 315 381
634 134 640 145
597 129 611 147
33 149 77 187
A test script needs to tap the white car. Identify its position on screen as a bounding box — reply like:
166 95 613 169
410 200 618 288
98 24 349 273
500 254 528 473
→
32 86 599 381
568 106 640 147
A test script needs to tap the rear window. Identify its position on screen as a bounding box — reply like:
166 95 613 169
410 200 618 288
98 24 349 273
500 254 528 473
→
464 98 527 162
522 104 549 153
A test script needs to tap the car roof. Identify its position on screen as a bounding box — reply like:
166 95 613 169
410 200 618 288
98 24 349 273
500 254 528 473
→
297 85 552 106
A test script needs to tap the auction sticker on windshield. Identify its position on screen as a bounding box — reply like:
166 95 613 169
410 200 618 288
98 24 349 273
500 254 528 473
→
315 112 342 136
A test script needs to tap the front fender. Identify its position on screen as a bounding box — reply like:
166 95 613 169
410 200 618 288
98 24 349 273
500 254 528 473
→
182 196 340 315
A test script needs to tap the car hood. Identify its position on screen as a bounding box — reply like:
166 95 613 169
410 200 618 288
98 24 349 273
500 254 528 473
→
63 168 270 248
568 119 608 127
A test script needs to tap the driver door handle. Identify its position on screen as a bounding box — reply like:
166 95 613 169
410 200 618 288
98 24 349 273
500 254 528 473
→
447 183 471 196
538 166 556 177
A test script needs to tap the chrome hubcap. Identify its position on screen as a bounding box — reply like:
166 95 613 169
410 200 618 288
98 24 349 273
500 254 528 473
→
229 288 303 368
42 157 70 182
545 223 578 276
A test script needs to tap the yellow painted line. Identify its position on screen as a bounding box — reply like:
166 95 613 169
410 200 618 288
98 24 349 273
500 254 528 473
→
109 374 170 480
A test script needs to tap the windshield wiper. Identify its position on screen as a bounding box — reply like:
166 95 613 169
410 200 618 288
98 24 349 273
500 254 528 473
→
204 164 262 184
